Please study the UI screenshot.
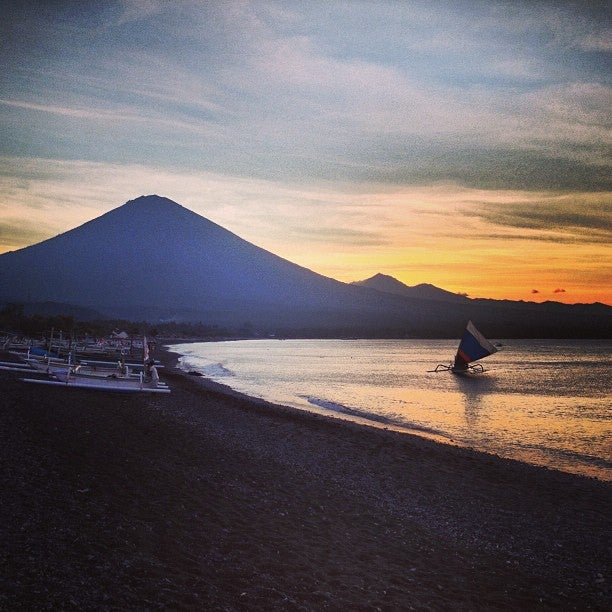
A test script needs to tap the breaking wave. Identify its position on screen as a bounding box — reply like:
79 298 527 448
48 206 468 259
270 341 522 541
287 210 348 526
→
299 395 449 439
180 359 234 378
202 362 234 377
301 395 391 425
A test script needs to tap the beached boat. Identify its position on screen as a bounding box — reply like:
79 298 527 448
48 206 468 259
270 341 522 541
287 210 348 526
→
3 350 137 379
20 370 170 393
0 359 48 373
432 321 498 375
19 355 170 393
14 336 170 394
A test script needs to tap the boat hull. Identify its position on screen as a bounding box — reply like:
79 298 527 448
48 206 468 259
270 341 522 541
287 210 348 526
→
20 377 171 394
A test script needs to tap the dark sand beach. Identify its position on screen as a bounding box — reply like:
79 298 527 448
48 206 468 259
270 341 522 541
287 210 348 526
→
1 347 609 611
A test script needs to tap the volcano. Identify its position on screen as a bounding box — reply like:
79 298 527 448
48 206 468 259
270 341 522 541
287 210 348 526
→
0 195 609 337
0 195 423 331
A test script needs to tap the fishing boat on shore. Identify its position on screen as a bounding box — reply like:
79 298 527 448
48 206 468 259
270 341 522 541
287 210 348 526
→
432 321 498 375
8 336 170 394
20 370 170 393
2 348 146 377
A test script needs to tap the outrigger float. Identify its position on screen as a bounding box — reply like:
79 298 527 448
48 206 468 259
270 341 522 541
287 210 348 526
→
431 321 498 375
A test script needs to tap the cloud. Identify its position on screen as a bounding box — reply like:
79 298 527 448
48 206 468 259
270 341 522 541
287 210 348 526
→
274 224 387 247
0 98 155 125
578 31 612 52
542 6 612 53
0 156 395 253
553 288 566 294
3 1 610 193
531 289 540 294
117 0 166 25
0 219 56 250
461 192 612 244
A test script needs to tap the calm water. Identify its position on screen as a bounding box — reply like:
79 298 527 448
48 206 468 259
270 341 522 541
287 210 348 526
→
169 339 611 480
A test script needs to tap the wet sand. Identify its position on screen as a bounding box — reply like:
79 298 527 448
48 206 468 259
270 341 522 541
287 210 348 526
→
1 348 609 610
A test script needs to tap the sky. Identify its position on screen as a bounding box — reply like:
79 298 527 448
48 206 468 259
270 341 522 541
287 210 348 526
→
1 0 610 305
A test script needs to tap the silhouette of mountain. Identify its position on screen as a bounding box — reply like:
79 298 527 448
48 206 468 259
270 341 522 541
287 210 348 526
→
0 195 609 337
0 195 413 330
352 273 468 303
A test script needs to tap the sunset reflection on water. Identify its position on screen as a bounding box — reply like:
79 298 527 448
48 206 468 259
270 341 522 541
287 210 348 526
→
172 339 611 480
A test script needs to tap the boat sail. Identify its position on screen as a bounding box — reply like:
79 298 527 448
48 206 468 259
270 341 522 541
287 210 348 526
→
433 321 498 374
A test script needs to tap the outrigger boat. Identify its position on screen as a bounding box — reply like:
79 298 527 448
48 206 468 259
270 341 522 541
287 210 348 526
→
19 372 170 394
1 350 155 380
12 336 170 394
432 321 498 375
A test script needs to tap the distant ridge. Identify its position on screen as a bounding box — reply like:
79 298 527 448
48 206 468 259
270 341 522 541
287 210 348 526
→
351 273 468 303
0 195 609 338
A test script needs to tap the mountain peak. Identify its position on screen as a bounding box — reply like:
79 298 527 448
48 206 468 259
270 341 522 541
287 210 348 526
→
123 194 186 212
118 194 188 215
96 194 231 244
370 273 395 282
0 194 352 322
351 274 468 303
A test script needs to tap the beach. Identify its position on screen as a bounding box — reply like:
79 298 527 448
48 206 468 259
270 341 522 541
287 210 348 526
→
1 348 610 611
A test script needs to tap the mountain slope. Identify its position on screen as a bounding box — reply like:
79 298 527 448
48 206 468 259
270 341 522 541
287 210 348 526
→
0 196 426 328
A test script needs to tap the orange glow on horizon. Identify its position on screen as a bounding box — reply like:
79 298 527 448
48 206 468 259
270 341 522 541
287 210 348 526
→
0 164 609 307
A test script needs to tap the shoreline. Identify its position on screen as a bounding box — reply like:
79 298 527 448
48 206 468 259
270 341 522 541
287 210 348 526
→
161 345 610 487
166 347 455 445
165 341 611 482
1 346 610 609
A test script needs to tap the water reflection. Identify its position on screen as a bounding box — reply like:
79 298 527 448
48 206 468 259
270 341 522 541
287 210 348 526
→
171 339 611 480
452 374 497 432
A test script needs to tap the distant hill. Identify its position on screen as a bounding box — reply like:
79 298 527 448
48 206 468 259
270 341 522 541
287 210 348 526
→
0 195 609 338
352 273 468 303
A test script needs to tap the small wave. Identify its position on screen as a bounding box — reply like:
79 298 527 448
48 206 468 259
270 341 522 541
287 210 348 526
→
202 362 234 378
300 395 395 426
518 442 612 472
179 360 234 378
299 395 449 439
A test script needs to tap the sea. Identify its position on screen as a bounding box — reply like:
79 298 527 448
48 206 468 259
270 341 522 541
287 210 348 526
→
168 339 611 481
